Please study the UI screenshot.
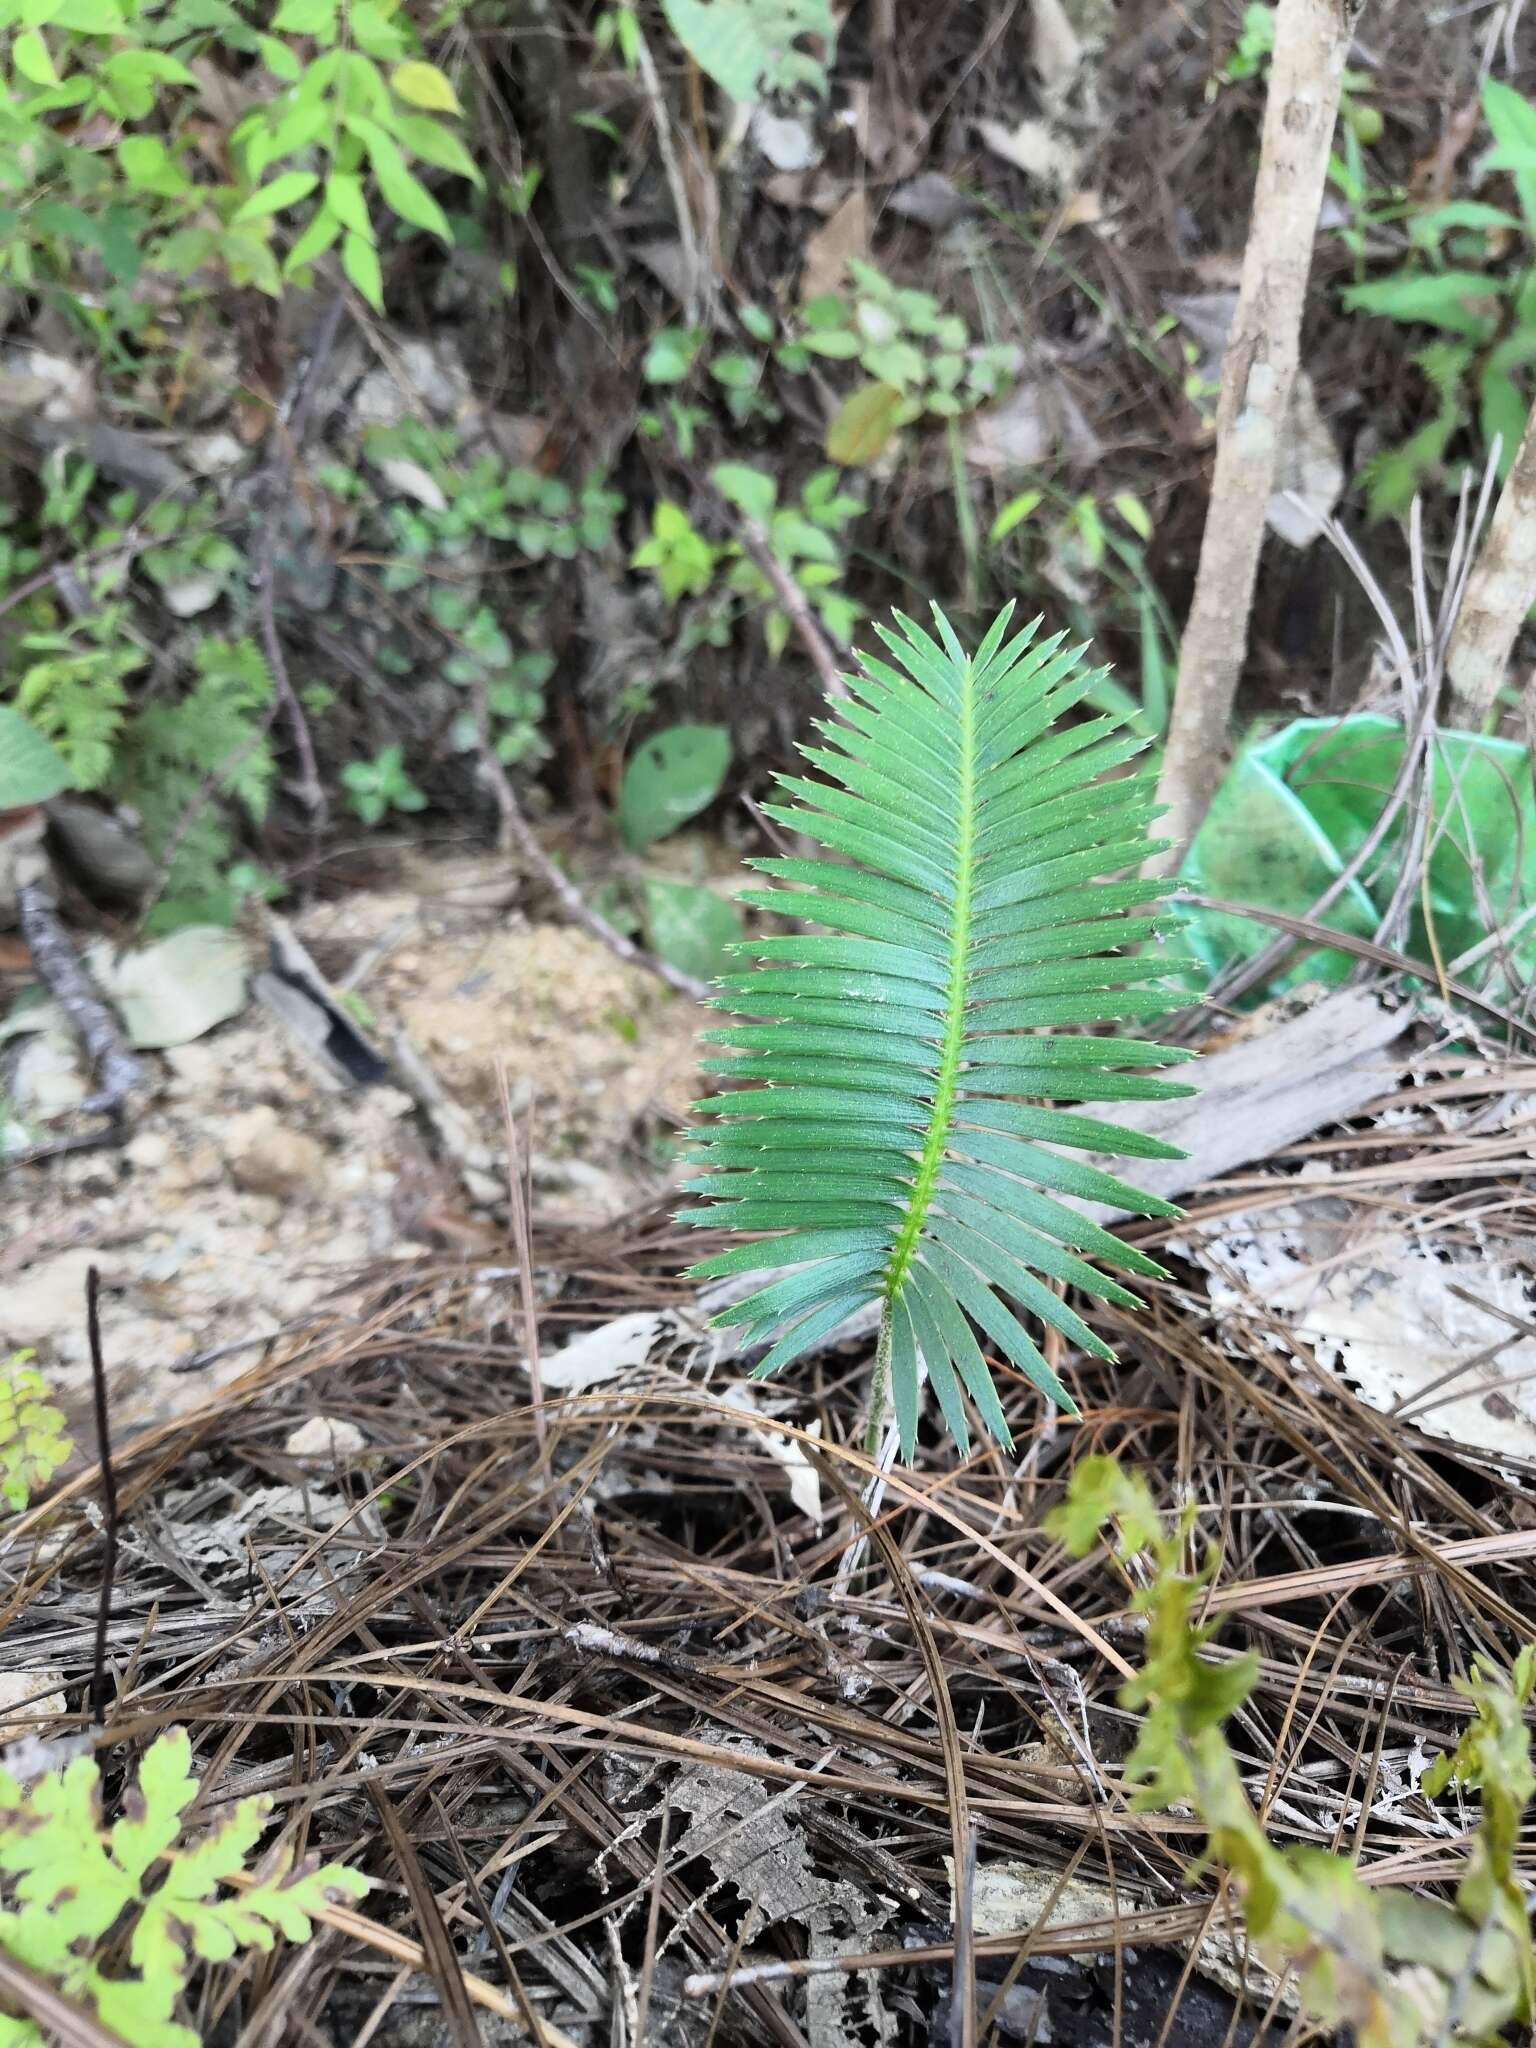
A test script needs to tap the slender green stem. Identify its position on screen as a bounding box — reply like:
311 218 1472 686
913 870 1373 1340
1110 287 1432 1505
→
865 1297 894 1461
883 651 975 1300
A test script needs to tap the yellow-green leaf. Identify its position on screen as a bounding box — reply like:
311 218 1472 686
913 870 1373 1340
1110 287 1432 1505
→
342 229 384 310
391 59 461 114
284 205 342 275
325 171 371 238
825 381 904 467
232 170 319 222
365 130 450 242
14 29 60 84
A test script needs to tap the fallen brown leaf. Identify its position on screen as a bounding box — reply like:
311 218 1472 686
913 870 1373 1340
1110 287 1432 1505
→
800 189 868 304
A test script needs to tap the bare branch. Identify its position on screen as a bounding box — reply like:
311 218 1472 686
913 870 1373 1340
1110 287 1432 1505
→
1445 412 1536 726
1149 0 1362 874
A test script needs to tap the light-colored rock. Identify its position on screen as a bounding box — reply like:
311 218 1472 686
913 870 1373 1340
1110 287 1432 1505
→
750 108 819 172
162 571 223 619
159 1140 225 1194
285 1415 366 1461
2 1252 98 1351
4 348 90 420
0 1669 66 1743
9 1030 86 1115
85 926 249 1048
186 431 246 475
353 336 471 427
225 1107 325 1198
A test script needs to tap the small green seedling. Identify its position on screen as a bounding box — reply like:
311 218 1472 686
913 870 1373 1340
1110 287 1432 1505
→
0 1354 70 1513
0 1728 369 2048
681 603 1197 1460
1049 1456 1536 2047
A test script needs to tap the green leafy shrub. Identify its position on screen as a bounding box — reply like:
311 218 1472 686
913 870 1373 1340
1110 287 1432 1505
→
0 0 476 323
0 1728 369 2048
798 262 1016 454
327 425 619 776
1048 1456 1536 2047
341 742 426 825
0 1354 71 1513
113 638 278 927
1336 81 1536 517
986 485 1176 742
630 465 863 655
681 603 1196 1458
659 0 836 105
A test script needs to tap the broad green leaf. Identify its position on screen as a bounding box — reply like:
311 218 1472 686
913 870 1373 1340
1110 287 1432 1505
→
391 58 461 112
394 110 483 183
643 878 744 982
258 32 303 79
324 171 371 236
1339 269 1505 338
13 28 58 81
46 0 121 26
825 381 904 465
644 325 702 383
350 0 406 57
661 0 835 102
1483 78 1536 242
284 204 341 273
272 0 334 31
0 706 73 807
232 171 319 222
709 350 759 390
989 489 1041 543
364 129 451 240
342 228 384 309
619 723 732 849
712 460 776 523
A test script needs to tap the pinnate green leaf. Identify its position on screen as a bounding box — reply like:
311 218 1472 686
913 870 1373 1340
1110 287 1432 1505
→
0 707 72 809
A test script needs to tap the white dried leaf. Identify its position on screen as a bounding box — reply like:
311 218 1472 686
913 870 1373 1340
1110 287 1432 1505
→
540 1310 670 1390
975 115 1081 192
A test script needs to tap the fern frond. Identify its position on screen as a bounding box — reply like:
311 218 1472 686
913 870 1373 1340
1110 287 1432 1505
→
682 603 1197 1459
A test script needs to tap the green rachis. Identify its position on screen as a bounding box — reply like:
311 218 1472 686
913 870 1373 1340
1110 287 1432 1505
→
681 602 1198 1460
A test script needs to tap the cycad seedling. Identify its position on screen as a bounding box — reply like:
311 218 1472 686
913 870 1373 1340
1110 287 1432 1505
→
682 603 1197 1459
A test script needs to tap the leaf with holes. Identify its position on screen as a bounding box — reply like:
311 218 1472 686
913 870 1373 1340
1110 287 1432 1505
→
661 0 836 103
619 725 732 850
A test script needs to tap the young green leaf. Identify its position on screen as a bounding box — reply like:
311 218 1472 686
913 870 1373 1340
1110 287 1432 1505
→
232 171 320 223
0 1727 368 2048
0 707 73 810
619 723 732 849
0 1352 71 1511
391 59 462 113
682 604 1195 1460
342 229 385 310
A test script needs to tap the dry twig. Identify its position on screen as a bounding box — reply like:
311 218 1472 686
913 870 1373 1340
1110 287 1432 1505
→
14 867 142 1122
1446 415 1536 726
1150 0 1363 871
